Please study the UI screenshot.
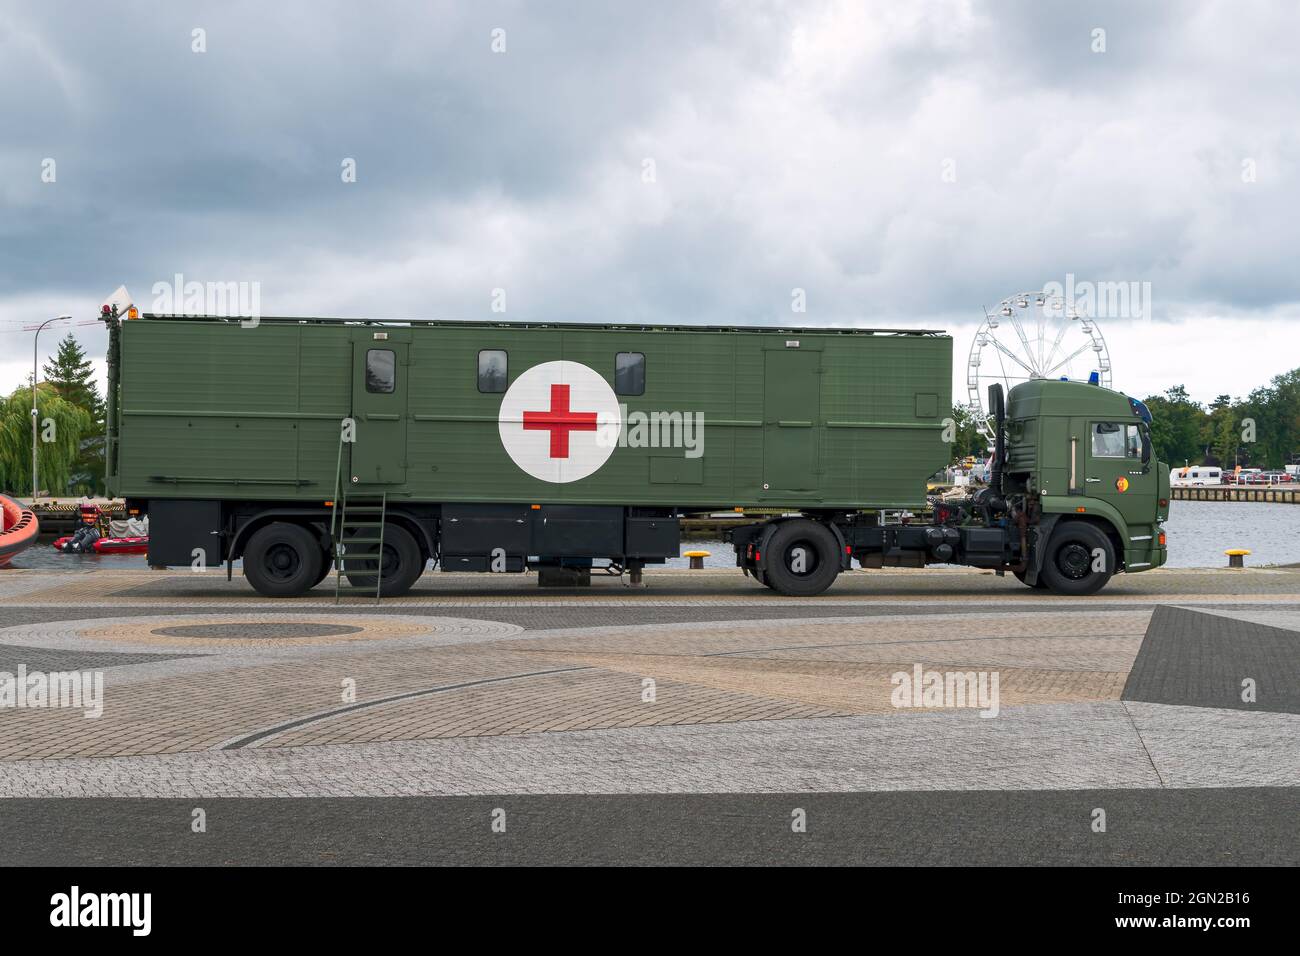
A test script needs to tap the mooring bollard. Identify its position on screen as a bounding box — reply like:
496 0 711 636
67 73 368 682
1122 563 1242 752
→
1225 548 1250 568
684 550 710 570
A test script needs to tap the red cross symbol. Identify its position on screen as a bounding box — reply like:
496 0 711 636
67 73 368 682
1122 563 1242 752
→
523 384 598 458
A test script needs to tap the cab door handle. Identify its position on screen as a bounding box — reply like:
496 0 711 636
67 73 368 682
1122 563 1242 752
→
1085 477 1101 483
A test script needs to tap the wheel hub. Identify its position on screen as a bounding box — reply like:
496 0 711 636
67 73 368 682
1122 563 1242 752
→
267 545 299 579
1057 543 1091 579
783 540 819 576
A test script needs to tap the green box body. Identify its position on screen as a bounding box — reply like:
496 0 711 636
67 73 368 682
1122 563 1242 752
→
110 317 952 511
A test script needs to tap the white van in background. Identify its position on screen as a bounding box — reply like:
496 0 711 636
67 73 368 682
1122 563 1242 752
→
1171 466 1223 487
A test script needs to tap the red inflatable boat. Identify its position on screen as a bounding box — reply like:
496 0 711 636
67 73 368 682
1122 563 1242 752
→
0 494 40 567
52 535 149 555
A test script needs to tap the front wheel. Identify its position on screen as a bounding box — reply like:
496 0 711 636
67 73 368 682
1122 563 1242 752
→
1039 522 1115 596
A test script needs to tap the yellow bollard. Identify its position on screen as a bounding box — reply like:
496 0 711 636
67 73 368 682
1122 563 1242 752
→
1224 548 1250 568
684 550 711 570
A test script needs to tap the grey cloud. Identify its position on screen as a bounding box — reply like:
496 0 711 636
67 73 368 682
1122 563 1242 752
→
1 0 1298 385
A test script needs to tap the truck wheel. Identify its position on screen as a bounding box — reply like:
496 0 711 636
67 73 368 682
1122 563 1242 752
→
344 524 424 597
1039 523 1114 596
760 520 840 596
244 523 324 598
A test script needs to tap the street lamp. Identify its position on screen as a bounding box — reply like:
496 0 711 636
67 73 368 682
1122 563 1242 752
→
32 315 72 501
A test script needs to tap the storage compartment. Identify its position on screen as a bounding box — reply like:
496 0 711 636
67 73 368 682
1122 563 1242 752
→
532 505 624 556
960 527 1009 568
441 504 531 554
440 553 525 573
626 515 680 558
148 499 222 567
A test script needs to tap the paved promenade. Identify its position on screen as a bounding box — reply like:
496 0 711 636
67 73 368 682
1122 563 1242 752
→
1 566 1296 863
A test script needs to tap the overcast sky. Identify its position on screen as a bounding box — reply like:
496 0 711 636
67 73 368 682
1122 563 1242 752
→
2 0 1297 405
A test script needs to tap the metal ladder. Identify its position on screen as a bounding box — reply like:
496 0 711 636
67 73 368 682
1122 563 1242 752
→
330 492 388 604
329 429 387 604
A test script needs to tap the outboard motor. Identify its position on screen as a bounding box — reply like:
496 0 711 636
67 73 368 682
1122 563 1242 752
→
62 505 102 553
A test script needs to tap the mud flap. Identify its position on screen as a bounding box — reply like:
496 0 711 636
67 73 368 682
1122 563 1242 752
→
1024 514 1059 587
753 521 781 580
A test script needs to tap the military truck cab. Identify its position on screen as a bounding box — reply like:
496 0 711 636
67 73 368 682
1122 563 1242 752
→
1002 380 1169 591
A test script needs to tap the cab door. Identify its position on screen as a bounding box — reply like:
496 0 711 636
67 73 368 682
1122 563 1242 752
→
349 332 409 485
1083 419 1152 526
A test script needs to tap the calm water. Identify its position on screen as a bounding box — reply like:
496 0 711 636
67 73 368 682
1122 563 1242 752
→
664 499 1300 570
8 499 1299 573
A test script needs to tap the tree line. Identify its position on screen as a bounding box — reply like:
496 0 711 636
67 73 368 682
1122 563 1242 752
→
0 334 105 497
1142 371 1300 469
947 367 1300 469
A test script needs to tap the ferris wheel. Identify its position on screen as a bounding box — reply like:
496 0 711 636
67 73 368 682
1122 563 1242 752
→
966 291 1111 442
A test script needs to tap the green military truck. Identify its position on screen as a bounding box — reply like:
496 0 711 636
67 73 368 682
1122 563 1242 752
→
100 306 1169 598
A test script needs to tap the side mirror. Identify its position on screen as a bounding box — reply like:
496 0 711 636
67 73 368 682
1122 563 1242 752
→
1140 426 1152 470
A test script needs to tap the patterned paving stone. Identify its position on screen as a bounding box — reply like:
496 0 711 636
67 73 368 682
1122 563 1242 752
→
0 642 199 672
1123 605 1300 714
6 566 1300 609
0 704 1179 796
255 669 840 749
0 566 1295 805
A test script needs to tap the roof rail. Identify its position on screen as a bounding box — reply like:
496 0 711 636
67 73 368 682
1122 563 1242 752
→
137 313 948 336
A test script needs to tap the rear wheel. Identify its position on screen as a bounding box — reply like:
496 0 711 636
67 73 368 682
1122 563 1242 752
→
244 523 323 598
1039 522 1114 596
344 524 424 597
759 520 841 597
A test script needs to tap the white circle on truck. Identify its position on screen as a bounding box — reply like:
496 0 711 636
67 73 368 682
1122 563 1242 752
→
498 360 622 483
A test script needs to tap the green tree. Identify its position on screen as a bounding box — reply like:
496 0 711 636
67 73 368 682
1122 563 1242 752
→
0 383 93 497
1142 384 1206 466
1203 395 1242 467
948 404 985 459
41 333 105 494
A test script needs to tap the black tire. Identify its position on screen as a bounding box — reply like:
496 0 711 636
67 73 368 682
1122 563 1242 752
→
1039 522 1115 596
758 520 841 597
1013 568 1048 589
344 523 424 597
244 522 324 598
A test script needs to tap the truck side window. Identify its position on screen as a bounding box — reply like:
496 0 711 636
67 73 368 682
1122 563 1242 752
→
478 350 508 393
366 349 396 394
615 352 645 396
1091 422 1127 458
